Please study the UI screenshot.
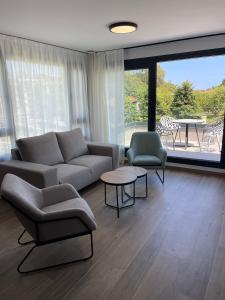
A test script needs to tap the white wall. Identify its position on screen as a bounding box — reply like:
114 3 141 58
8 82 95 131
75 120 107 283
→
124 35 225 60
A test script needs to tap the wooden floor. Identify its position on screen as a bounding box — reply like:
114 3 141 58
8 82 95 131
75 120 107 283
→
1 169 225 300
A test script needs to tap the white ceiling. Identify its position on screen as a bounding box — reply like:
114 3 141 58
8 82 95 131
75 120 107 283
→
0 0 225 52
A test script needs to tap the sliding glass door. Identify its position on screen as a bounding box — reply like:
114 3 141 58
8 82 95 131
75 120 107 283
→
156 55 225 162
124 50 225 168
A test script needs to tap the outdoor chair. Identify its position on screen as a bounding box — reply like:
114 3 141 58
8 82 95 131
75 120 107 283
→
127 132 167 183
156 123 175 149
160 116 181 149
1 174 97 274
202 119 224 151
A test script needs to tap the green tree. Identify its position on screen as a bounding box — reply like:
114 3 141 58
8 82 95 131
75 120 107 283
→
221 79 225 86
124 70 148 124
156 82 175 119
205 85 225 115
157 64 166 86
171 81 196 118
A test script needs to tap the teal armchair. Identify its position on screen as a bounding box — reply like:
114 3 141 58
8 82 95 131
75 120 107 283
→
127 132 167 183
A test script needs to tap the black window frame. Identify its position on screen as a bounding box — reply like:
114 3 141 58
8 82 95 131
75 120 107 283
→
124 47 225 169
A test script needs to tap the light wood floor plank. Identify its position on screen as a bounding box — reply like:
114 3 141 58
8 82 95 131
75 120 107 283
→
0 169 224 300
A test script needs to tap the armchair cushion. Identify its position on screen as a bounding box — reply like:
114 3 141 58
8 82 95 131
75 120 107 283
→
16 132 64 166
56 128 88 162
133 155 162 166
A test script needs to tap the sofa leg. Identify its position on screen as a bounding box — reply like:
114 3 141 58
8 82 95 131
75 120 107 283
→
155 169 165 184
17 232 94 274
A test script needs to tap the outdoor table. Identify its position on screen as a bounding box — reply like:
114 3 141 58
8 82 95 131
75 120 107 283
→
174 119 203 150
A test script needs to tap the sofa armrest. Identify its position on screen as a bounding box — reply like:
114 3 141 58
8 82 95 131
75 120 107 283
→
42 184 80 206
127 148 135 165
157 148 167 167
0 160 58 188
87 142 119 169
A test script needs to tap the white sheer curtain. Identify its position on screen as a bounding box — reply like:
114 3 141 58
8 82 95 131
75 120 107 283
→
88 49 125 158
0 35 89 160
0 57 13 160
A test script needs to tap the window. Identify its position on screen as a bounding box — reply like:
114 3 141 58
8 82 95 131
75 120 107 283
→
156 56 225 162
6 60 70 138
125 49 225 168
124 69 149 146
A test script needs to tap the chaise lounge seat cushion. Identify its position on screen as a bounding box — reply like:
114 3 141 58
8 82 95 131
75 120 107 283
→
68 155 112 182
55 164 92 191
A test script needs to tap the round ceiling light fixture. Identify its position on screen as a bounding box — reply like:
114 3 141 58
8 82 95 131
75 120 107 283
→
109 22 137 34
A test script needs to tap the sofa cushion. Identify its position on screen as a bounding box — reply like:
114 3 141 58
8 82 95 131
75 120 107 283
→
68 155 112 181
56 128 88 162
16 132 64 166
133 155 162 166
55 164 92 191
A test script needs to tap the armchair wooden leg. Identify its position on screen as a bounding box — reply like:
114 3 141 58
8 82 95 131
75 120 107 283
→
17 232 94 274
155 169 165 184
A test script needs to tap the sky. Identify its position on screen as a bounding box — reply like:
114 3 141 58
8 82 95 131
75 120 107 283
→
160 55 225 90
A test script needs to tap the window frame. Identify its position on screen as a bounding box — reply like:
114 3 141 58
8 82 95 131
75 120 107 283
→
124 47 225 169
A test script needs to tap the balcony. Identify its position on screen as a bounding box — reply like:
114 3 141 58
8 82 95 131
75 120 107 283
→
125 122 222 162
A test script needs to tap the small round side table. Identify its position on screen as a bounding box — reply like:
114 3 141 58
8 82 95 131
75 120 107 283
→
117 166 148 198
100 170 137 218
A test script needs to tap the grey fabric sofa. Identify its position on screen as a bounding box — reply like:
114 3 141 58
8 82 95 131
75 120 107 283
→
0 128 119 190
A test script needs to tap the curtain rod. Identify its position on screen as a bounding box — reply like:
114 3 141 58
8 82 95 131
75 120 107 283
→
0 32 88 54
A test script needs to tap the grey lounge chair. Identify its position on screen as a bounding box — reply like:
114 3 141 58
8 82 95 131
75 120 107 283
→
127 132 167 183
1 174 97 274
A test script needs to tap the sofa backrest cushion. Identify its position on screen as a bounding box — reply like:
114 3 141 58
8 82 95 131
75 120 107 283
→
16 132 64 166
56 128 88 162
